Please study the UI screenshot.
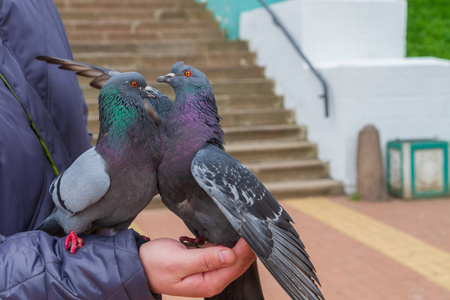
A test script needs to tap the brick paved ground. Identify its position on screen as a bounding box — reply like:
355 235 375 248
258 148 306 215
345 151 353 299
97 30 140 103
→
332 197 450 252
133 196 450 300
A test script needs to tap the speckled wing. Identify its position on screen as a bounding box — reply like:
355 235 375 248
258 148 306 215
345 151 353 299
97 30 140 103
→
191 144 324 300
50 147 110 215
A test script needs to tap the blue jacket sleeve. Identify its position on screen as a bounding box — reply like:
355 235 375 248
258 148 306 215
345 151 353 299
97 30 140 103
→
0 229 159 300
0 0 93 235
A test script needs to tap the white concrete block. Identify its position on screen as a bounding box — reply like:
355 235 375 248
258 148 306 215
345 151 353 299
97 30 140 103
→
307 58 450 193
240 0 450 194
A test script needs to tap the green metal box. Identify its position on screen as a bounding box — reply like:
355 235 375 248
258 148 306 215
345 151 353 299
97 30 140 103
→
387 140 449 199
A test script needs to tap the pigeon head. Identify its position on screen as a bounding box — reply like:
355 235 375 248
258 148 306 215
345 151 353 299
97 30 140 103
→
97 72 162 141
100 72 153 105
156 62 223 147
98 72 163 124
157 61 212 95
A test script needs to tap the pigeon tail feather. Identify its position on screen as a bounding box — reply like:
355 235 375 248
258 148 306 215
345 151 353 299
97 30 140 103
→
36 211 65 237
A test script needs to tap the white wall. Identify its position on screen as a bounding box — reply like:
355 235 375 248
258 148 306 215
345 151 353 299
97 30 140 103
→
314 58 450 192
240 0 450 193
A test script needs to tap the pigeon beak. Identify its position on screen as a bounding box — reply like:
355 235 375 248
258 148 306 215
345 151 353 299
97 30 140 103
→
143 85 158 98
157 73 175 83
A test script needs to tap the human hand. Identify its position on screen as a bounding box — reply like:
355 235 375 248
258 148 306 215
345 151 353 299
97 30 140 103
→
139 237 256 298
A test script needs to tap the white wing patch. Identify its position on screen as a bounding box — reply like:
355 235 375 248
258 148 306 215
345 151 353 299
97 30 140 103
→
50 147 110 215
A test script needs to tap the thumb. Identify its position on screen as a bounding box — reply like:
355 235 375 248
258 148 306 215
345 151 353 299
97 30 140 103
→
180 246 237 275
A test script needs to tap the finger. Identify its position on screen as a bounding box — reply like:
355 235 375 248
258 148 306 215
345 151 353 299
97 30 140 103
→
212 238 256 280
180 238 255 280
178 239 256 297
178 245 237 275
232 238 256 268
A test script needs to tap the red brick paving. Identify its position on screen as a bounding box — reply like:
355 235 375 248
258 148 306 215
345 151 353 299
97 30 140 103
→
134 196 450 300
331 196 450 252
283 200 450 300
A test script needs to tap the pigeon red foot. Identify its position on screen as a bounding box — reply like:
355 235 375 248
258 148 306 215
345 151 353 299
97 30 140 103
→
141 235 151 241
179 236 205 248
65 230 83 254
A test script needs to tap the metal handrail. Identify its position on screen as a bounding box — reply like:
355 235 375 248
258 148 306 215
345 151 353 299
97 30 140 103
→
257 0 329 117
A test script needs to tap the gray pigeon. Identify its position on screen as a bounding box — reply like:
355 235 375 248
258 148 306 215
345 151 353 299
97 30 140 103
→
36 56 173 122
37 72 161 254
156 62 324 300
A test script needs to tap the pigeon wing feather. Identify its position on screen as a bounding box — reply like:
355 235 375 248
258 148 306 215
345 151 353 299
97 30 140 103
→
191 145 323 300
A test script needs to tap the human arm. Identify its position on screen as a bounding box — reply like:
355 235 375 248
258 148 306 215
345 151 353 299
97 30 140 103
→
140 237 256 298
0 229 156 300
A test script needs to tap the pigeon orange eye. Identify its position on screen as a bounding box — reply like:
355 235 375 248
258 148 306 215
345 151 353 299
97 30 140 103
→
131 81 138 87
184 70 191 77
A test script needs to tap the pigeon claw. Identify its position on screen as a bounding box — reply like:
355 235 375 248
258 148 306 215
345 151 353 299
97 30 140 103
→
141 235 151 242
65 230 83 254
179 236 206 248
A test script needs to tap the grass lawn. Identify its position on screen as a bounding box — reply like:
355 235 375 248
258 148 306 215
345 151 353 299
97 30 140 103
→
407 0 450 59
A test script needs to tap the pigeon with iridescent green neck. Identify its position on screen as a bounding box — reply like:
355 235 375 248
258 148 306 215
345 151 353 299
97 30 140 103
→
157 62 324 300
37 72 161 254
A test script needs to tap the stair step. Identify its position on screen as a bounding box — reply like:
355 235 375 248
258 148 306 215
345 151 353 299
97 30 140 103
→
76 65 265 83
225 141 317 163
67 28 225 42
145 65 264 80
220 108 294 127
150 79 274 97
73 50 256 69
89 123 304 145
58 8 212 21
82 78 273 100
245 160 329 183
216 94 283 110
63 19 219 32
54 0 199 9
145 178 344 209
58 0 344 198
70 40 249 55
264 179 344 199
89 134 316 164
86 108 294 132
85 92 282 115
224 124 306 143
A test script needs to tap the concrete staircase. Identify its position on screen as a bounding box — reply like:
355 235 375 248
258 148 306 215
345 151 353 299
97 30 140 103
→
54 0 344 199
